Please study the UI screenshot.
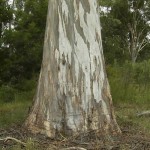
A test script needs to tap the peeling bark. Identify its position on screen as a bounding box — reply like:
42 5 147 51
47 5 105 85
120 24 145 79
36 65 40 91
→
25 0 120 137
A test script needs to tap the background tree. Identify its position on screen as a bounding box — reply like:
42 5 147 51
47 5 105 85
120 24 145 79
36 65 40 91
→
0 0 13 85
25 0 120 137
0 0 48 85
0 0 150 86
112 0 150 63
0 0 12 38
100 0 150 63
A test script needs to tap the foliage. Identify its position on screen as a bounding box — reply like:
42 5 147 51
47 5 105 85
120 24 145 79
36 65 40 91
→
0 85 16 103
107 60 150 104
0 83 35 128
101 14 128 64
0 0 150 85
100 0 150 63
0 0 48 85
0 0 13 37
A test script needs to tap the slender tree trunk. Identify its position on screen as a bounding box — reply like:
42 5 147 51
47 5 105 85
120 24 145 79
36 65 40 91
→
25 0 120 137
0 23 2 38
130 42 137 63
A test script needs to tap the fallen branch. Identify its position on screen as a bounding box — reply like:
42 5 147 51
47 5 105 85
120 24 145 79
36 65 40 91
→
137 111 150 117
60 147 87 150
0 137 26 146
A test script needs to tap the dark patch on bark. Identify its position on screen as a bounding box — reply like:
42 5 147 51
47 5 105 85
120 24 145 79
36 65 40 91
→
94 56 97 66
58 65 60 71
75 17 87 44
84 13 87 24
62 53 66 65
87 41 90 50
80 0 90 13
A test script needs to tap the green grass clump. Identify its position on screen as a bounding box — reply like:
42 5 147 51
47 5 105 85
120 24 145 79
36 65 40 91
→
2 138 39 150
0 86 16 103
0 101 31 128
115 103 150 135
0 79 36 128
107 60 150 105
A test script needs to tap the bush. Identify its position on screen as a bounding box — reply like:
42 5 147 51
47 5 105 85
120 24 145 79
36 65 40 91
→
0 85 16 103
0 78 37 103
107 60 150 105
14 77 37 91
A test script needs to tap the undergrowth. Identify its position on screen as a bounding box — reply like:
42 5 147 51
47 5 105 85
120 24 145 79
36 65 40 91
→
1 61 150 149
107 60 150 105
0 79 36 128
107 60 150 135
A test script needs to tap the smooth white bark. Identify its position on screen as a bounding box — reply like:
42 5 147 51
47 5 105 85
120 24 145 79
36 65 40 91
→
25 0 120 137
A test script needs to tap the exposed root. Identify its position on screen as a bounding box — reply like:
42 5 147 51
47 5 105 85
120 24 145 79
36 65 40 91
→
60 147 87 150
137 111 150 117
0 137 26 146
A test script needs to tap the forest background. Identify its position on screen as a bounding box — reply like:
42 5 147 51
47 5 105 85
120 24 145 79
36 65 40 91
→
0 0 150 135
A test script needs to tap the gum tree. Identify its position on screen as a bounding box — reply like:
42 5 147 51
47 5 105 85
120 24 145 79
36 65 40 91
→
25 0 120 137
116 0 150 63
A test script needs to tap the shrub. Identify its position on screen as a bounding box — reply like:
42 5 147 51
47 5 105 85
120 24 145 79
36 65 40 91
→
107 60 150 105
0 85 16 103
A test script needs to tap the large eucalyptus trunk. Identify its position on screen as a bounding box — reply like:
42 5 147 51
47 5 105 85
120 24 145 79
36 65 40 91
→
25 0 120 137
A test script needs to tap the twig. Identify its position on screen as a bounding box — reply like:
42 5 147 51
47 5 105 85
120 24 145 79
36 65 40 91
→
60 147 87 150
0 137 26 146
137 111 150 117
72 141 89 145
59 133 67 141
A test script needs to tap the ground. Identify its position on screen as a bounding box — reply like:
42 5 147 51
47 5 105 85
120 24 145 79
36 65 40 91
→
1 103 150 150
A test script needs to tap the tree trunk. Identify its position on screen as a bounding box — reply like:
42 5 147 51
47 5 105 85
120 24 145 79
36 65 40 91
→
25 0 120 137
130 42 137 63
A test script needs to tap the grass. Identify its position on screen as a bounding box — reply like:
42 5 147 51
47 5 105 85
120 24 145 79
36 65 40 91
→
115 102 150 136
0 101 31 128
12 138 39 150
107 61 150 105
0 87 35 128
